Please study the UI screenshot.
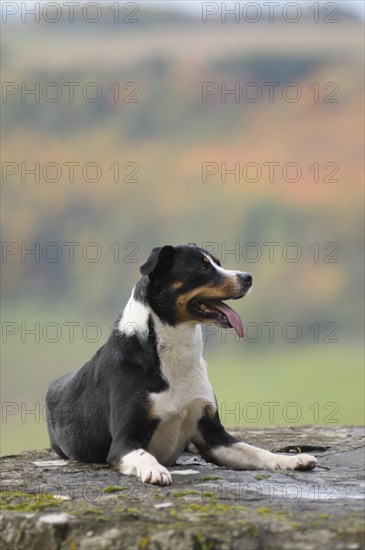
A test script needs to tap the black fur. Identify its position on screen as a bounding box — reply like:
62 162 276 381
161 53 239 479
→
46 317 167 465
196 408 237 464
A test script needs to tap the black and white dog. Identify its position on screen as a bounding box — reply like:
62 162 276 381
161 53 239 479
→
46 244 317 486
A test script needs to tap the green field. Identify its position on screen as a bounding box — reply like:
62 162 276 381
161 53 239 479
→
208 346 364 428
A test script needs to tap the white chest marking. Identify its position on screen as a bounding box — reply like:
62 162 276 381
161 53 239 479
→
148 317 216 465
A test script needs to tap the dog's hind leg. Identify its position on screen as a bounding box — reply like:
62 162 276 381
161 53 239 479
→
46 421 69 459
193 406 317 471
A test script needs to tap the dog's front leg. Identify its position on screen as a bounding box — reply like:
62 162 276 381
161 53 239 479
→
107 408 172 487
193 406 317 471
108 442 172 486
119 448 172 485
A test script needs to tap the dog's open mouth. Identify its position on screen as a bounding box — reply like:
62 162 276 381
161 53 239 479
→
192 299 244 337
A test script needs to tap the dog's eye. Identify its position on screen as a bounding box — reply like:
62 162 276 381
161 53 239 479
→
198 264 208 273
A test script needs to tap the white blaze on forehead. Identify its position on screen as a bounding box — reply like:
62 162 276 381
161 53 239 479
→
204 254 240 277
118 289 150 338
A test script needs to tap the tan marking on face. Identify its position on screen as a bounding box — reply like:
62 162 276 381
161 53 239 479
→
170 281 183 290
175 278 237 323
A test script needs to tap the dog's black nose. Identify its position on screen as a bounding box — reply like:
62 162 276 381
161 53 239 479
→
238 273 252 287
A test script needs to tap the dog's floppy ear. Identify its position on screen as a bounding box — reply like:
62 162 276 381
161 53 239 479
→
140 245 175 279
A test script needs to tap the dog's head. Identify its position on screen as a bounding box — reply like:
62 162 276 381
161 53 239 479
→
139 244 252 337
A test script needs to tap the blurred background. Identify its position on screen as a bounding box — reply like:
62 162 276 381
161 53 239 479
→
1 1 364 455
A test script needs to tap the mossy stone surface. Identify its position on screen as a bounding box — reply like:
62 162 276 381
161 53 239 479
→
1 426 364 549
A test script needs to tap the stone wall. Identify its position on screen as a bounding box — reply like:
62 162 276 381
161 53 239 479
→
1 427 364 549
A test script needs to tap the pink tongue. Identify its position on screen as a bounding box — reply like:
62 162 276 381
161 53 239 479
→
207 301 244 338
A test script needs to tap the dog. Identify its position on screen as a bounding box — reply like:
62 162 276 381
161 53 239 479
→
46 243 317 485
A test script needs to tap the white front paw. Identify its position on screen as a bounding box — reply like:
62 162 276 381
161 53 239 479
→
140 464 172 486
